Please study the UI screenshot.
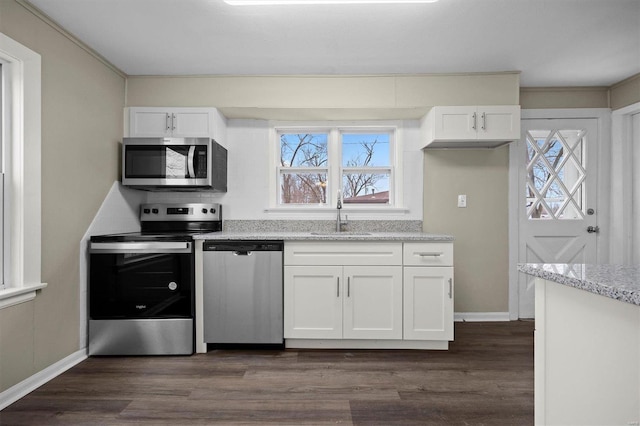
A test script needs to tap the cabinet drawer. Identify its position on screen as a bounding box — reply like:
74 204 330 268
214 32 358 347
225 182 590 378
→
285 242 402 266
403 242 453 266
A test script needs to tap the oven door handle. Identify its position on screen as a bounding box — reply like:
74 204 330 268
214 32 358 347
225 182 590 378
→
90 242 192 253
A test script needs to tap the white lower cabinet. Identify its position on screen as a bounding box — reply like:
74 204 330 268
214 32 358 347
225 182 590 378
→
284 241 454 349
284 265 342 339
284 265 403 340
403 266 453 340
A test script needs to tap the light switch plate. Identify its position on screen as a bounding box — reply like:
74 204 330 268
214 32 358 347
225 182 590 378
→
458 194 467 208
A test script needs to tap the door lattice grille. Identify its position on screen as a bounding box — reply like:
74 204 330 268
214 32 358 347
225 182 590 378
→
525 129 587 220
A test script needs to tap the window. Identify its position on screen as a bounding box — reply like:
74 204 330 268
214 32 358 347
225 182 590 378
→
525 128 587 220
341 132 391 205
274 124 399 209
279 132 328 204
0 33 45 309
0 63 4 290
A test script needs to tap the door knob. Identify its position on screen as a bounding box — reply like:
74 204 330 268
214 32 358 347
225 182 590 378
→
587 226 600 234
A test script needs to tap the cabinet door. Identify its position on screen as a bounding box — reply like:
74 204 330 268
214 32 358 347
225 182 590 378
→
403 266 453 341
171 111 212 137
343 266 403 340
129 110 171 137
284 266 342 339
431 106 478 140
476 105 520 141
128 108 213 137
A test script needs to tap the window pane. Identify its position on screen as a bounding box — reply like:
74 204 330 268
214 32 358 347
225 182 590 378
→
342 173 390 204
280 172 327 204
342 133 390 167
280 133 328 167
525 129 586 220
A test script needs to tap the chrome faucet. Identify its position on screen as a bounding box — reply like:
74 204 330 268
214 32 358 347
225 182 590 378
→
336 191 348 232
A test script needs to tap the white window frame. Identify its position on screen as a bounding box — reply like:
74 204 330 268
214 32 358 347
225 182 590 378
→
0 32 46 309
276 129 331 206
269 121 404 212
339 127 396 206
1 62 4 291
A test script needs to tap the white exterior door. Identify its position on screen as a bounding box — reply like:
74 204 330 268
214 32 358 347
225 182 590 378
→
633 112 640 263
518 118 599 318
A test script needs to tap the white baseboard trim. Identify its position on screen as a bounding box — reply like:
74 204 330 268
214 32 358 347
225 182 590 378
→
455 312 511 322
0 349 87 411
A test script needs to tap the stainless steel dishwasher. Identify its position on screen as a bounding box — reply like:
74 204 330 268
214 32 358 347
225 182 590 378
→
203 240 283 345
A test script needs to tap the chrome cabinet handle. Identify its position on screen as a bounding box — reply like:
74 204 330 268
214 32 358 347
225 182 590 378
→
481 112 486 130
337 277 340 297
415 252 443 257
172 113 177 130
471 112 477 130
166 113 172 132
347 277 350 297
448 278 453 299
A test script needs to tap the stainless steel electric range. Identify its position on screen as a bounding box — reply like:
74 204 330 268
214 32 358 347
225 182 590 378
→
88 203 221 356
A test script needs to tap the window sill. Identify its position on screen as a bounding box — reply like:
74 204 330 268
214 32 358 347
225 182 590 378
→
0 283 48 310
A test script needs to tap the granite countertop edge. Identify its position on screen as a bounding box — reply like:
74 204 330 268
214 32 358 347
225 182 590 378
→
518 263 640 307
193 231 454 242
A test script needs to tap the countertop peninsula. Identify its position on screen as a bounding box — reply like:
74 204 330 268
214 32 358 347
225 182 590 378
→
518 263 640 307
521 263 640 425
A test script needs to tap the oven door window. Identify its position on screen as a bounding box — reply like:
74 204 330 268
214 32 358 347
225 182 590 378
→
125 145 203 179
90 252 193 319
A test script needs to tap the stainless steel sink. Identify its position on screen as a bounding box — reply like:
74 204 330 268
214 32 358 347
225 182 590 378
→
310 232 371 236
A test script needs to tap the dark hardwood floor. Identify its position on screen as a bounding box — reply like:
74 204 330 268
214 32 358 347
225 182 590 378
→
1 321 533 425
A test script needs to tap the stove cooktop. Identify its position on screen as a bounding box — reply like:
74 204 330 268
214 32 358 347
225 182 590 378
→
90 202 223 243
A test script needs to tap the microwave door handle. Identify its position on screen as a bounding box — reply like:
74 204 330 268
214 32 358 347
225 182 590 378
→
187 146 196 178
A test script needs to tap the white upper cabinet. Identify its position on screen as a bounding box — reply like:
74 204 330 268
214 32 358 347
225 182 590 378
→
128 107 215 138
423 105 521 148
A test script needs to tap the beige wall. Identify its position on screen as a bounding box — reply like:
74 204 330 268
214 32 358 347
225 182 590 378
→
126 72 520 120
423 148 509 312
610 73 640 111
520 87 609 109
0 0 125 392
520 73 640 111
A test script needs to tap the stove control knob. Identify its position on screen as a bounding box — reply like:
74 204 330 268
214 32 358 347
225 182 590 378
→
201 208 208 214
168 282 178 291
210 208 216 214
152 208 159 214
143 208 151 214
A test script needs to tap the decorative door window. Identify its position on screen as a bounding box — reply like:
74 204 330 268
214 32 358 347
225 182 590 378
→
525 129 587 220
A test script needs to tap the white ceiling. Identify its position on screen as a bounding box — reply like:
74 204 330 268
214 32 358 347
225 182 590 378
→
27 0 640 87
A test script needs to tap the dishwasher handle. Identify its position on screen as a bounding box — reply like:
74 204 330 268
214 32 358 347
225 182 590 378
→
203 240 283 252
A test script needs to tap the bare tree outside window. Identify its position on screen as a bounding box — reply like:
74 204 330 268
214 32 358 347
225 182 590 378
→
277 130 394 206
342 133 391 204
279 133 328 204
526 129 585 219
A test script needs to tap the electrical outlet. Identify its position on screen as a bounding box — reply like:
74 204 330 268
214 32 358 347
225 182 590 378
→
457 194 467 208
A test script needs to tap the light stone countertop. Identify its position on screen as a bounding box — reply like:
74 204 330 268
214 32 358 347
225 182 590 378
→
193 231 454 242
518 263 640 307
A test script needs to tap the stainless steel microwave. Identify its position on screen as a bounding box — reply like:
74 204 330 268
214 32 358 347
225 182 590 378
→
122 137 227 191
